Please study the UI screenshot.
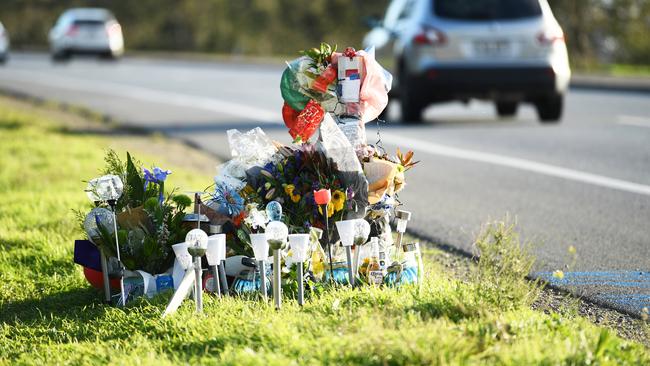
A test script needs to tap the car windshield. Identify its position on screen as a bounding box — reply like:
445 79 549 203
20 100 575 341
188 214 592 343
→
433 0 542 21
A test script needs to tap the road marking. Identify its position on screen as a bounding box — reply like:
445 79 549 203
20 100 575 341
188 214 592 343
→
380 133 650 196
617 115 650 128
2 69 650 197
0 70 280 123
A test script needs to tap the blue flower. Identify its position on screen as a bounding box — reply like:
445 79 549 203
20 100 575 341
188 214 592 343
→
143 167 172 184
143 167 172 204
211 183 245 217
153 167 172 182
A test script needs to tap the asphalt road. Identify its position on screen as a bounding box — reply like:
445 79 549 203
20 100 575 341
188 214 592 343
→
1 53 648 315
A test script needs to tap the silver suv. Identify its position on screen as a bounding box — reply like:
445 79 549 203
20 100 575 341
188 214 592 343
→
363 0 571 123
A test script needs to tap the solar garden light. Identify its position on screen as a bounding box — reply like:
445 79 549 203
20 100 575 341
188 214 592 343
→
250 233 269 301
266 221 288 310
186 229 209 313
210 224 229 296
335 219 356 286
83 207 115 304
288 234 310 306
85 174 126 306
206 234 226 298
395 210 412 254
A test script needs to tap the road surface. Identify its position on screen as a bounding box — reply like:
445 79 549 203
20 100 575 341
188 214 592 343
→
1 53 648 315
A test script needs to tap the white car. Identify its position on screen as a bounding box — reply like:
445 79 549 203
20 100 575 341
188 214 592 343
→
0 22 9 64
49 8 124 61
363 0 571 123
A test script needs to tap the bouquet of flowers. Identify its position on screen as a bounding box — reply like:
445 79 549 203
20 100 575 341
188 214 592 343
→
77 150 192 278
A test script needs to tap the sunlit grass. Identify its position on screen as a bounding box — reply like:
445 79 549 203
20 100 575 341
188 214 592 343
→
0 100 648 365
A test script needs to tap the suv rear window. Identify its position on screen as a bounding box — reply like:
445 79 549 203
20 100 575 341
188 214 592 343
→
73 19 106 26
433 0 542 21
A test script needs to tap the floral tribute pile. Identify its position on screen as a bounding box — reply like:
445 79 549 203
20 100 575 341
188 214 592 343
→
73 43 423 309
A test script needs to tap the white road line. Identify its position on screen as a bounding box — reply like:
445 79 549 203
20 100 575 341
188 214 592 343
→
617 115 650 128
380 134 650 197
2 69 649 196
0 70 279 123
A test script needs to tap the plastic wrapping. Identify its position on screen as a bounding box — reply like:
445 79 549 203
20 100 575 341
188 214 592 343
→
317 114 363 174
364 158 400 204
226 128 278 172
289 99 325 142
281 57 339 113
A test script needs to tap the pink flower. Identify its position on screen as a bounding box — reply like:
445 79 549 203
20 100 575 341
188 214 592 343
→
313 189 331 205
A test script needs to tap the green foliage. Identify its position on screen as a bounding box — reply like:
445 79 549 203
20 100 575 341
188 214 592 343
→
472 220 540 312
125 151 146 207
300 42 337 70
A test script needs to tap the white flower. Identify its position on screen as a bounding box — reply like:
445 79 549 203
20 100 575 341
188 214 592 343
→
243 205 268 230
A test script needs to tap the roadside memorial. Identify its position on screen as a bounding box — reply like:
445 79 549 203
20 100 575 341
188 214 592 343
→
72 43 423 312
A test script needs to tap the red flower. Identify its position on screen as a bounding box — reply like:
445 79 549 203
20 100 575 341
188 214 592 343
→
232 211 246 227
313 189 331 205
343 47 357 58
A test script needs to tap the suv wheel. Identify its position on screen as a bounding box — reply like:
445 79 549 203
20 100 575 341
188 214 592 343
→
52 50 71 62
496 101 518 118
535 95 563 123
400 78 424 123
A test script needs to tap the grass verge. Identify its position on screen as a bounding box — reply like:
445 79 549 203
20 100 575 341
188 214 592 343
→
0 97 648 365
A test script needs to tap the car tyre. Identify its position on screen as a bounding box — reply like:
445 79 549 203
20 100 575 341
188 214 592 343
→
536 95 563 123
400 78 424 123
52 50 71 62
496 101 518 118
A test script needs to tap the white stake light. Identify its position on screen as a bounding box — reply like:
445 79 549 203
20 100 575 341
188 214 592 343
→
335 219 356 286
86 174 126 306
288 234 310 306
206 234 226 297
266 221 288 310
395 210 412 252
250 233 269 300
186 229 208 313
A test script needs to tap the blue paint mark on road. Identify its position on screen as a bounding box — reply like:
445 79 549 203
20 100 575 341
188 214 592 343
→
535 271 650 314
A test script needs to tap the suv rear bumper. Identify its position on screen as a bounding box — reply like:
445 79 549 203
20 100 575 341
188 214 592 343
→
409 66 559 101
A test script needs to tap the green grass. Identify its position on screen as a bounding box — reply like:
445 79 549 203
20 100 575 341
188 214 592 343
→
1 100 649 365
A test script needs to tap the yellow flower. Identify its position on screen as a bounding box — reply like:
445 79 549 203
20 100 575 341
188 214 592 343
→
331 190 345 211
552 270 564 280
284 184 301 203
318 203 335 217
284 184 295 196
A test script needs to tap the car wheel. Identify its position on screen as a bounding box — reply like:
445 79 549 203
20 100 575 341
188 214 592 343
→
52 50 71 62
535 95 563 123
400 78 424 123
100 51 118 61
496 101 518 118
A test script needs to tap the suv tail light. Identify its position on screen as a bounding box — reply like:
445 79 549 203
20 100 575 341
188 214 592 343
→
106 23 122 38
537 30 564 45
413 27 447 46
65 25 79 37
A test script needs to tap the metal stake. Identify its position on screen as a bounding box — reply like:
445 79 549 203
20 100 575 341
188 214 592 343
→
108 201 126 306
218 260 229 295
193 256 203 313
100 250 111 303
345 246 354 286
259 260 268 300
297 263 305 306
273 249 282 310
210 265 221 298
